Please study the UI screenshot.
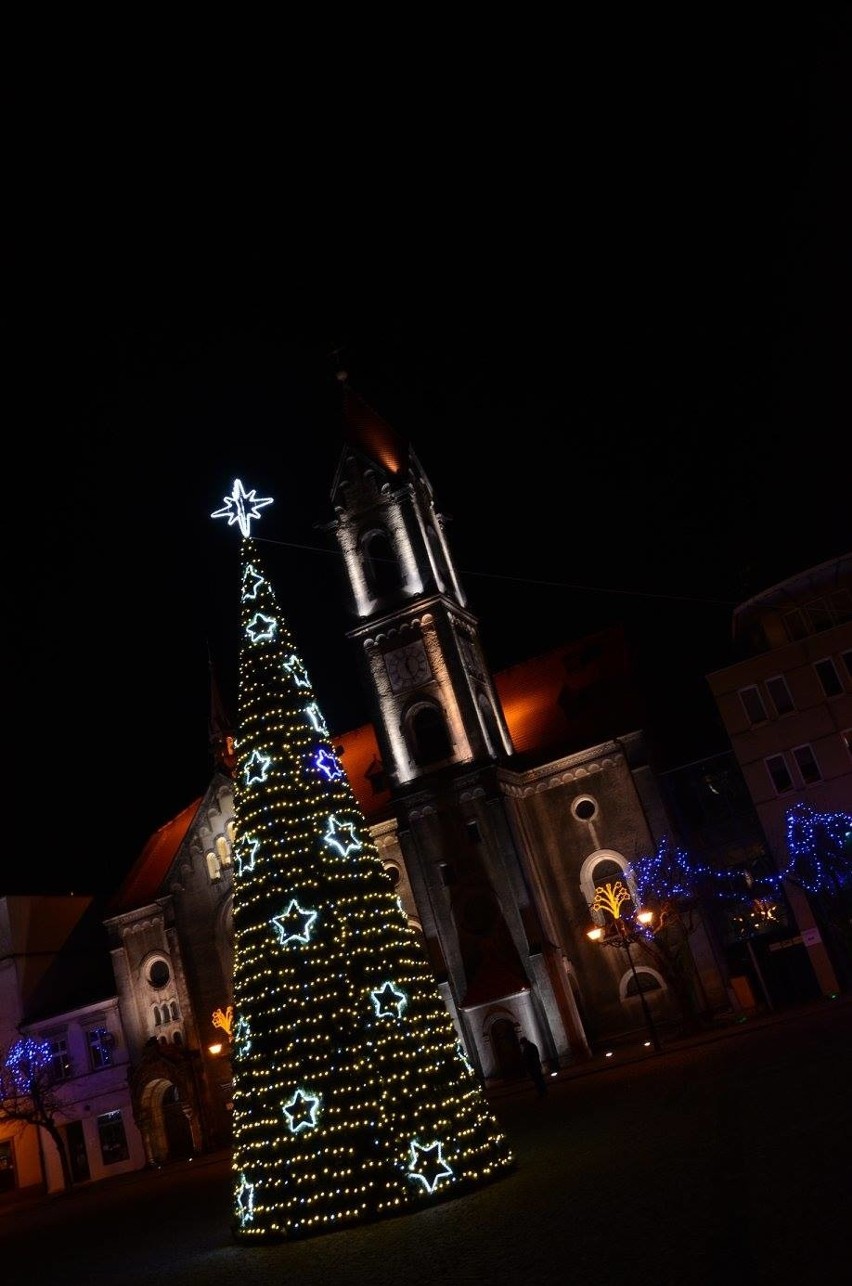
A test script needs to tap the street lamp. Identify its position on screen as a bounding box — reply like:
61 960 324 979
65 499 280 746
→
587 881 662 1053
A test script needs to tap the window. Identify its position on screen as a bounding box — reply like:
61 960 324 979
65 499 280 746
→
97 1111 130 1165
739 686 768 725
365 756 387 795
782 608 808 642
765 755 794 794
828 588 852 623
814 658 843 698
805 598 833 633
625 970 662 996
765 675 794 716
86 1027 114 1071
792 743 822 785
572 797 598 821
362 529 401 596
410 704 452 765
148 959 170 988
47 1037 71 1082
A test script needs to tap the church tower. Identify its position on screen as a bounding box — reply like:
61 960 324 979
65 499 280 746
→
324 374 587 1081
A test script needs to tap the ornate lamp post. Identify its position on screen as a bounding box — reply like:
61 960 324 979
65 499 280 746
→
587 881 662 1053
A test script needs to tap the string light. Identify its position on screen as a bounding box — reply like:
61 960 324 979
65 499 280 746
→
229 530 513 1242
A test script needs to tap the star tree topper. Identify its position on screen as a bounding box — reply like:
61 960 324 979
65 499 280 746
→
211 478 273 537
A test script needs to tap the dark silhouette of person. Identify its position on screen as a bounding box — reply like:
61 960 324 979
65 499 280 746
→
519 1035 548 1096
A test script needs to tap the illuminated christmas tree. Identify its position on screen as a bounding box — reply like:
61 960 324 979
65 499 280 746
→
212 480 513 1243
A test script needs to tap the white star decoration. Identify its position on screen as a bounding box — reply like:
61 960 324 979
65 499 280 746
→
211 478 273 538
284 654 311 688
370 980 409 1019
243 748 272 786
305 702 329 735
456 1039 475 1076
242 564 265 600
235 1172 255 1224
283 1087 323 1133
272 899 318 946
407 1139 453 1193
323 815 362 858
235 835 260 878
246 613 277 644
234 1014 251 1057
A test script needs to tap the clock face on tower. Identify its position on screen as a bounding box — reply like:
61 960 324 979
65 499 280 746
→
384 641 432 693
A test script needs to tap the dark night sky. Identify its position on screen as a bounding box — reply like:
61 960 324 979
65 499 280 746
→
10 12 851 897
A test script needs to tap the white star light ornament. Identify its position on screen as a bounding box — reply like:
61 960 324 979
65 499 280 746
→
233 1014 252 1057
407 1139 454 1194
242 564 265 600
323 815 363 859
211 479 273 538
272 899 319 947
243 748 272 786
235 1173 256 1225
370 980 409 1019
283 1088 323 1134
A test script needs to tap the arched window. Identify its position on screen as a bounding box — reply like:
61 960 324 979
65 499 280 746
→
580 849 637 921
362 528 401 597
409 703 452 765
625 970 662 997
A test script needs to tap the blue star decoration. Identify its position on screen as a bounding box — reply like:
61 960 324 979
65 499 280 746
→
284 654 311 689
235 1172 256 1224
233 1015 251 1058
243 748 272 786
314 748 344 781
323 814 363 858
211 478 273 538
283 1088 322 1134
305 702 329 735
370 980 409 1019
246 612 277 644
242 564 265 601
234 835 260 878
272 899 318 946
407 1139 454 1194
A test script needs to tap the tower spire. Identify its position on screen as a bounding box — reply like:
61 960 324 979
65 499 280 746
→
207 643 236 775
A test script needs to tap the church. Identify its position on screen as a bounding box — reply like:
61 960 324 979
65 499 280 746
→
100 379 729 1167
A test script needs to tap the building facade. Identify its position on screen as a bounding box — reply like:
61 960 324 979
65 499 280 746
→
706 553 852 998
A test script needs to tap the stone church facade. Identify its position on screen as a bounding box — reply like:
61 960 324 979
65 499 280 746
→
102 383 729 1166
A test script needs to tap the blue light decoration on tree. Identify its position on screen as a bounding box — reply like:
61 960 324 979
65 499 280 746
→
212 481 512 1243
3 1036 52 1093
784 801 852 895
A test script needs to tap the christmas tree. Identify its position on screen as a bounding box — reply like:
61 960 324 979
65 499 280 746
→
213 481 513 1243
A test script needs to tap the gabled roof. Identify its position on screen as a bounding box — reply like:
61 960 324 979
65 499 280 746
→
107 797 201 915
116 629 640 905
10 895 117 1024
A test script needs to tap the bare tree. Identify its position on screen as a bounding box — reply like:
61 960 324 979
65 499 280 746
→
0 1036 73 1193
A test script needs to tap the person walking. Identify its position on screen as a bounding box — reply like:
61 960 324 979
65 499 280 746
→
519 1035 548 1096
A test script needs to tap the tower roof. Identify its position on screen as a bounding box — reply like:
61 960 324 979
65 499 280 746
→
339 378 409 476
